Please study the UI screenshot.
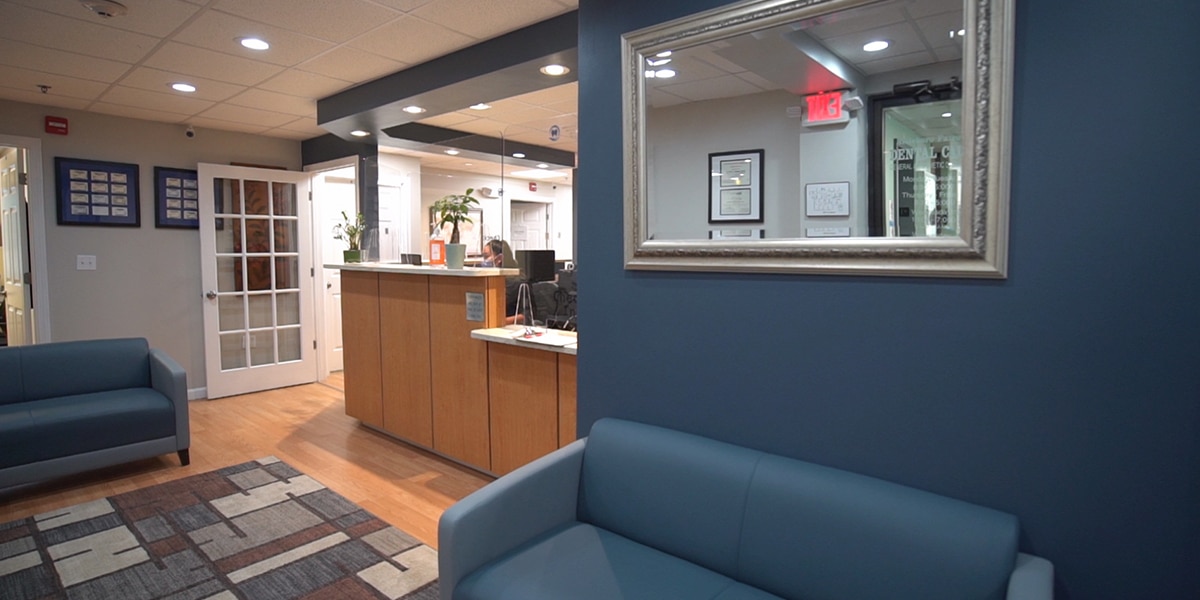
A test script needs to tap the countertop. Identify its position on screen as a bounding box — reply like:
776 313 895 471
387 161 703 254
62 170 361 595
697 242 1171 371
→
471 326 578 355
326 262 519 277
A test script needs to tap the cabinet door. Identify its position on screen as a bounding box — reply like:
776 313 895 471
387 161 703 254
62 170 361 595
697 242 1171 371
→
558 354 578 447
341 271 382 426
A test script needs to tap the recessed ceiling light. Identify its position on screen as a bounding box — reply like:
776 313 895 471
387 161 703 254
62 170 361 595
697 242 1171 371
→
239 37 270 51
539 64 569 76
536 163 549 169
647 57 671 67
171 82 196 93
512 152 526 158
654 68 676 78
863 40 889 52
655 50 673 58
403 105 426 114
350 130 370 137
950 28 966 39
445 149 460 155
941 112 952 118
469 103 491 110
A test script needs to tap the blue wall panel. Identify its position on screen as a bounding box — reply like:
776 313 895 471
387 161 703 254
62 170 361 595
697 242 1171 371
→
575 0 1200 598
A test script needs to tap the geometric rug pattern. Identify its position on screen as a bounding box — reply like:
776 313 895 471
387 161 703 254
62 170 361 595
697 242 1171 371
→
0 457 438 600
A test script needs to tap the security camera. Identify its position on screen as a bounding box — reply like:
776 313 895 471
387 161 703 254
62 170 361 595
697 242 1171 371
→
185 125 195 138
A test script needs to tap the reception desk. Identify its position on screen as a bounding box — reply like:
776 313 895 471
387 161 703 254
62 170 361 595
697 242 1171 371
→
335 263 576 475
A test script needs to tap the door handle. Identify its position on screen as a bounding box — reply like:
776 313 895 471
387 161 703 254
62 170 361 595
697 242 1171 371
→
205 290 217 300
326 283 332 289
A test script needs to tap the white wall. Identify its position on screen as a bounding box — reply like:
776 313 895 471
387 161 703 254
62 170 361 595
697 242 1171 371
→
0 98 300 391
378 153 422 257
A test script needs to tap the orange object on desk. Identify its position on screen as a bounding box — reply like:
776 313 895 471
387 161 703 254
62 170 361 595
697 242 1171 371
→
429 239 446 266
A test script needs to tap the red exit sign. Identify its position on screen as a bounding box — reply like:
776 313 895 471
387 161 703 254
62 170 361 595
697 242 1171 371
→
804 92 848 126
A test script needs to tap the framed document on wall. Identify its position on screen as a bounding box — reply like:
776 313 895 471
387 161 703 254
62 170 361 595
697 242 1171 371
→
708 149 763 223
155 167 200 228
55 157 140 227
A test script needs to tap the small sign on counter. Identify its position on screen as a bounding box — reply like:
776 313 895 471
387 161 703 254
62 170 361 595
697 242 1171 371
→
465 292 484 322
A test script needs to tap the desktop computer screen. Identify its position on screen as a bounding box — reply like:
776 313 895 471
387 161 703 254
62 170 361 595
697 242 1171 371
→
517 250 555 282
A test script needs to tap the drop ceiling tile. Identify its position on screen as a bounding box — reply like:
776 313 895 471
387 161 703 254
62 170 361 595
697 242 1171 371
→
418 112 480 128
296 47 405 84
257 70 355 97
347 15 474 65
370 0 437 11
275 116 327 136
411 0 570 39
0 39 131 82
196 103 298 128
261 128 316 141
0 3 160 64
212 0 402 43
483 105 560 128
144 42 286 86
226 89 316 117
661 75 765 103
0 65 110 100
0 87 91 111
99 85 216 115
119 67 247 102
517 113 577 134
172 10 336 67
89 102 191 124
185 116 272 134
6 0 201 37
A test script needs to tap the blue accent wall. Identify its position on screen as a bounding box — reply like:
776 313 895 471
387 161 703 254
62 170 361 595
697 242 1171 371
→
575 1 1200 598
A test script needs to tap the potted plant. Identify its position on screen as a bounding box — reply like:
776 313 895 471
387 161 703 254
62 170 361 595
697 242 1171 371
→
333 210 366 263
432 188 479 269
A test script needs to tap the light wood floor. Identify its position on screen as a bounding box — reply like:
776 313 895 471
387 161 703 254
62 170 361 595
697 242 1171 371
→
0 372 493 548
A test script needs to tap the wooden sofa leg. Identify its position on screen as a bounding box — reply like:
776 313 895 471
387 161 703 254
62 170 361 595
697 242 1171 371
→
178 449 190 466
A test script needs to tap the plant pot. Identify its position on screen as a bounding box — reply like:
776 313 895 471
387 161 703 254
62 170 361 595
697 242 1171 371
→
343 249 362 263
445 243 466 269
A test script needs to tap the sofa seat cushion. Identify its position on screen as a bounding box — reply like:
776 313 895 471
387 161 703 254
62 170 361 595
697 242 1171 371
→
0 389 176 469
455 522 779 600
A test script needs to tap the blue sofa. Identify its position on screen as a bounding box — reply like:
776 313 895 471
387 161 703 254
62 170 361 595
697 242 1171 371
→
440 418 1053 600
0 338 190 489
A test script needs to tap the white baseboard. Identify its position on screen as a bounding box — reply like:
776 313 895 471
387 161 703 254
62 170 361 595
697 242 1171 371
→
188 387 208 401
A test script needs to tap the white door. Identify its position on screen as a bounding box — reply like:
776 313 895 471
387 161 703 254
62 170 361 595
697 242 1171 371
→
199 163 315 399
510 201 549 250
1 146 32 346
314 168 357 373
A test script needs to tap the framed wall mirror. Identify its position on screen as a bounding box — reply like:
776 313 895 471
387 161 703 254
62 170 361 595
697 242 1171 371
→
623 0 1014 277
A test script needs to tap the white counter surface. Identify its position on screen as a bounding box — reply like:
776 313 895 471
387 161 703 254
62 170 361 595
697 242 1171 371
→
327 262 519 277
471 326 578 355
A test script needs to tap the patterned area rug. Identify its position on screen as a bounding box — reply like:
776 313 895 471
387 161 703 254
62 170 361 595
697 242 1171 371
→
0 457 438 599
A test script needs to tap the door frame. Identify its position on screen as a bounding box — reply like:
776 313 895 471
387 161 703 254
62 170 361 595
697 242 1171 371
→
0 134 50 342
305 156 358 381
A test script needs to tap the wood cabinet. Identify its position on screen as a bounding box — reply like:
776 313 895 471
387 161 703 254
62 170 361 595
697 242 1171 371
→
379 274 432 446
341 270 382 427
489 344 560 475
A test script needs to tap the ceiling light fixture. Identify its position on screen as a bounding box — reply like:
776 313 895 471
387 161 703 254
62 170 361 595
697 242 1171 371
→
654 68 676 78
469 103 491 110
863 40 890 52
539 64 570 76
403 105 426 114
512 152 526 158
350 130 370 137
656 50 673 58
239 37 270 51
941 112 952 118
445 149 460 155
537 163 549 169
647 57 671 67
78 0 127 19
949 28 966 39
171 82 196 93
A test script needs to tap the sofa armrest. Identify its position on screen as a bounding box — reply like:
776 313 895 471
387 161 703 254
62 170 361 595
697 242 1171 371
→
1007 552 1054 600
439 439 586 600
149 348 189 451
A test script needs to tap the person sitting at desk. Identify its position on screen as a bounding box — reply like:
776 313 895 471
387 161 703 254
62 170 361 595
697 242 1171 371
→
481 239 504 268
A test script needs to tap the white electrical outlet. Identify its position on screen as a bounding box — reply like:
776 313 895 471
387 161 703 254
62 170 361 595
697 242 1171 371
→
76 255 97 270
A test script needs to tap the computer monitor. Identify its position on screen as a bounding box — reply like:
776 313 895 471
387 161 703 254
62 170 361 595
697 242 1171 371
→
517 250 555 283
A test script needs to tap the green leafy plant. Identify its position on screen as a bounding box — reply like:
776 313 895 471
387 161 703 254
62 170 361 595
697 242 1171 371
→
333 211 365 251
433 188 480 244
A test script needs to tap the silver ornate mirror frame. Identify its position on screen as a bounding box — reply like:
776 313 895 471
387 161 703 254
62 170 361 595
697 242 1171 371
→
622 0 1014 278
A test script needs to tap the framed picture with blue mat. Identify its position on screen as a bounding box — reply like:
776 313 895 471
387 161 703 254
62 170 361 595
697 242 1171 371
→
55 157 140 227
154 166 199 228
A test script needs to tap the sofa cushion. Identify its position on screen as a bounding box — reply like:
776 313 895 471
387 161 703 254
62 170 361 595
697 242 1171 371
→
0 348 25 406
578 418 762 578
18 338 150 402
736 454 1019 600
0 388 175 469
455 522 745 600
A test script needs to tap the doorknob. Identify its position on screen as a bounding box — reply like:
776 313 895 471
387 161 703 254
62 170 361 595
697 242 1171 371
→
205 290 217 300
326 283 332 289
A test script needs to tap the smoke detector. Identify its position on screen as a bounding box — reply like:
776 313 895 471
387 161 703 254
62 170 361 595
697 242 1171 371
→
78 0 128 18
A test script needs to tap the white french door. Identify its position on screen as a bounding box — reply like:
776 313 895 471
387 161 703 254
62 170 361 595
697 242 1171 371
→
199 164 315 399
1 146 32 346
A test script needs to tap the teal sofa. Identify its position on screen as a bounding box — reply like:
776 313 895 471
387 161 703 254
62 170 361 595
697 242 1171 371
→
0 338 190 489
440 418 1054 600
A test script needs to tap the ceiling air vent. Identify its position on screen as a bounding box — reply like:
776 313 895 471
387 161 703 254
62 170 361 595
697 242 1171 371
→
78 0 128 18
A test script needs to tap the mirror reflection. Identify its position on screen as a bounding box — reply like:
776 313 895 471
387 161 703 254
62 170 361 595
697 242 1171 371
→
643 0 964 242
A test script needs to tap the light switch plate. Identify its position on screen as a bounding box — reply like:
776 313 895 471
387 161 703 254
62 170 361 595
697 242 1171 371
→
76 254 96 270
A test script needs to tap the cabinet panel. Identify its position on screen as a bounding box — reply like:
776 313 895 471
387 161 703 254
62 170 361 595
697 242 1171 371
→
341 271 382 426
558 354 578 448
489 344 559 475
379 273 432 446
